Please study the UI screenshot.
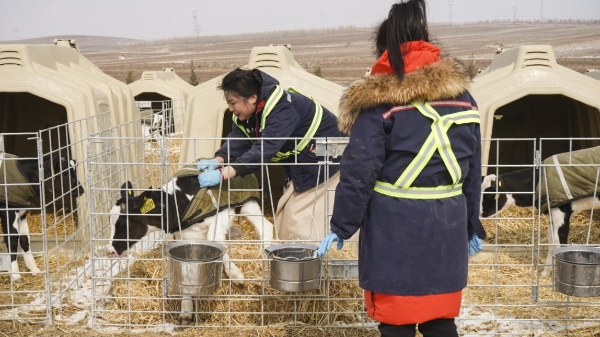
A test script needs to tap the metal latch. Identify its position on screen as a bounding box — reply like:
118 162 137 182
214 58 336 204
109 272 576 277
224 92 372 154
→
315 137 349 159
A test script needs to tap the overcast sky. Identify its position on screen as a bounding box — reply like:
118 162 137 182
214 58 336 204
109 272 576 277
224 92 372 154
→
1 0 599 41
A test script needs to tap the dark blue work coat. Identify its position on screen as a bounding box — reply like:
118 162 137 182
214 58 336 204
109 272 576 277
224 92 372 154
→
216 71 341 193
331 58 486 296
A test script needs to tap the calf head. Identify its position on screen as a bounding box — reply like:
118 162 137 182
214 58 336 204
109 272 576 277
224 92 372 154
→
480 174 513 217
108 181 163 256
43 155 85 200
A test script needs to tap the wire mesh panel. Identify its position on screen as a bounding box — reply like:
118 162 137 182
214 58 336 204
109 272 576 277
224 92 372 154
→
0 112 111 326
0 132 48 324
82 131 600 335
88 131 370 332
138 99 185 139
472 137 600 336
534 138 600 336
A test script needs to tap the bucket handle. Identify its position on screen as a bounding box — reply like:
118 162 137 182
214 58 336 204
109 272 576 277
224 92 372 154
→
264 243 319 258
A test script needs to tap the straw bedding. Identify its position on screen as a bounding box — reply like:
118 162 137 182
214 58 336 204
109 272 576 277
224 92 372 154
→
103 148 600 333
464 205 600 332
13 139 600 334
103 215 364 327
0 251 86 321
27 209 78 238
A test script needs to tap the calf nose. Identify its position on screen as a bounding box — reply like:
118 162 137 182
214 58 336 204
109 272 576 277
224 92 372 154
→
106 245 118 257
78 186 85 195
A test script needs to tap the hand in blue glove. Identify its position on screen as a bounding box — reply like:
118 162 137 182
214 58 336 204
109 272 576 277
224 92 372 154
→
197 158 219 172
468 234 483 257
318 232 344 257
198 170 222 188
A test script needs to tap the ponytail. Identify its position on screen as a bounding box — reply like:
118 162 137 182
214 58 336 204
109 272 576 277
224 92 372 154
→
385 0 430 81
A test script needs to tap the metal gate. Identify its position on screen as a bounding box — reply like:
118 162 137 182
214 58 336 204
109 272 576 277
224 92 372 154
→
0 112 111 326
472 137 600 336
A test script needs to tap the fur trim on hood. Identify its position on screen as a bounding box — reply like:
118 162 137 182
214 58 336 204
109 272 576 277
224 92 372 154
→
338 58 471 134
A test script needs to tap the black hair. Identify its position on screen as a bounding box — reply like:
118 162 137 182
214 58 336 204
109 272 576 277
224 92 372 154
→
218 68 263 99
379 0 430 81
373 19 388 58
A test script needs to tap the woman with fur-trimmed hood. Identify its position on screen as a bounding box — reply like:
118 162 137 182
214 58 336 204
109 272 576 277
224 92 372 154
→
318 1 487 336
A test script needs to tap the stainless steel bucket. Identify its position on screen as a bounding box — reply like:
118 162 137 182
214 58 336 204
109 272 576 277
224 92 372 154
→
167 241 225 296
551 246 600 297
264 243 321 293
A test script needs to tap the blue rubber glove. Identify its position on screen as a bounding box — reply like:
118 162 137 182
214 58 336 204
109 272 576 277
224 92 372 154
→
468 234 483 257
318 232 344 257
197 158 219 172
198 170 222 188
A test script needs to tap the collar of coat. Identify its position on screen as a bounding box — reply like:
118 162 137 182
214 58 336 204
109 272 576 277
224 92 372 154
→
337 57 471 134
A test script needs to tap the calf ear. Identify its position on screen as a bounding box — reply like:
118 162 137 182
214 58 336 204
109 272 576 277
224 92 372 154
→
130 190 154 212
481 174 497 190
54 155 69 172
120 181 134 200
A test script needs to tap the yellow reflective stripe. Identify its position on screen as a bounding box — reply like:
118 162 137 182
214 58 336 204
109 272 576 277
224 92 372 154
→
394 132 437 188
271 151 290 162
394 103 480 189
295 101 322 152
261 85 284 130
375 181 463 199
268 87 324 162
232 115 250 137
421 102 461 185
436 120 460 185
394 102 449 188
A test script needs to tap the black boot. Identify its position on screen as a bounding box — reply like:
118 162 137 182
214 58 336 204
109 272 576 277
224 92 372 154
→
378 322 417 337
418 318 459 337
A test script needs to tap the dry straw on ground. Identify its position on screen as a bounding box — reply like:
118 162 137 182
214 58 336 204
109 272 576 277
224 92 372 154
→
26 209 78 238
103 215 364 327
464 205 600 334
0 251 87 322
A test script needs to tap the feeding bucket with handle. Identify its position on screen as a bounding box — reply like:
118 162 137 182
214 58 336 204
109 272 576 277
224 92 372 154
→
264 243 322 293
551 246 600 297
167 241 225 296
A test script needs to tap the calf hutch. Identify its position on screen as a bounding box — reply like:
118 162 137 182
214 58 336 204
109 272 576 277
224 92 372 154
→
180 44 345 210
0 40 145 325
586 69 600 81
470 44 600 337
128 68 192 136
180 45 343 163
0 39 143 173
471 45 600 173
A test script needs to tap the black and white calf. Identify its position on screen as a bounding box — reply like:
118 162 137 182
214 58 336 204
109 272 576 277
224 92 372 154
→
481 168 600 276
0 153 85 282
107 174 273 324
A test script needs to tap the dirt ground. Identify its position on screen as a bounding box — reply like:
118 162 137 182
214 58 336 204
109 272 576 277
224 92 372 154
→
13 22 596 87
0 322 380 337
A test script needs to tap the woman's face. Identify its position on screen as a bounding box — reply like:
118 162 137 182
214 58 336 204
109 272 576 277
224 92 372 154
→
225 91 257 122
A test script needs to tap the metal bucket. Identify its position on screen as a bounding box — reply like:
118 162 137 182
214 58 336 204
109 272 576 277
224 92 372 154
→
264 243 321 293
551 246 600 297
167 241 225 296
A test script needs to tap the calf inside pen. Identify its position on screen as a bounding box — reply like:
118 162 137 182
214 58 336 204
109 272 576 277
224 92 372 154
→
0 152 84 282
481 146 600 276
107 167 273 324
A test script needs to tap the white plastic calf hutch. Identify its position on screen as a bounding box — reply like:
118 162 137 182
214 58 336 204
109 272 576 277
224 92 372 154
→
128 68 192 136
470 45 600 174
0 40 144 325
180 45 344 202
586 69 600 81
181 45 343 163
